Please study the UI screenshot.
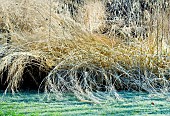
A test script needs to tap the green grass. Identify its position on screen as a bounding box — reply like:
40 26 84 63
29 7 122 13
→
0 92 170 116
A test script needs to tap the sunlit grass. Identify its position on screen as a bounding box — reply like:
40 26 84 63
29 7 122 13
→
0 0 169 102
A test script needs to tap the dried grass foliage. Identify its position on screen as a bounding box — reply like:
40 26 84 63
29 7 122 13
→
0 52 49 93
0 0 169 101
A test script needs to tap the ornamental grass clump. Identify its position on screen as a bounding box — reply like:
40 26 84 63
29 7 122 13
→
0 0 169 102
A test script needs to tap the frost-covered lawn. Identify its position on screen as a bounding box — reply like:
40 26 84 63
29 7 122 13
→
0 92 170 116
